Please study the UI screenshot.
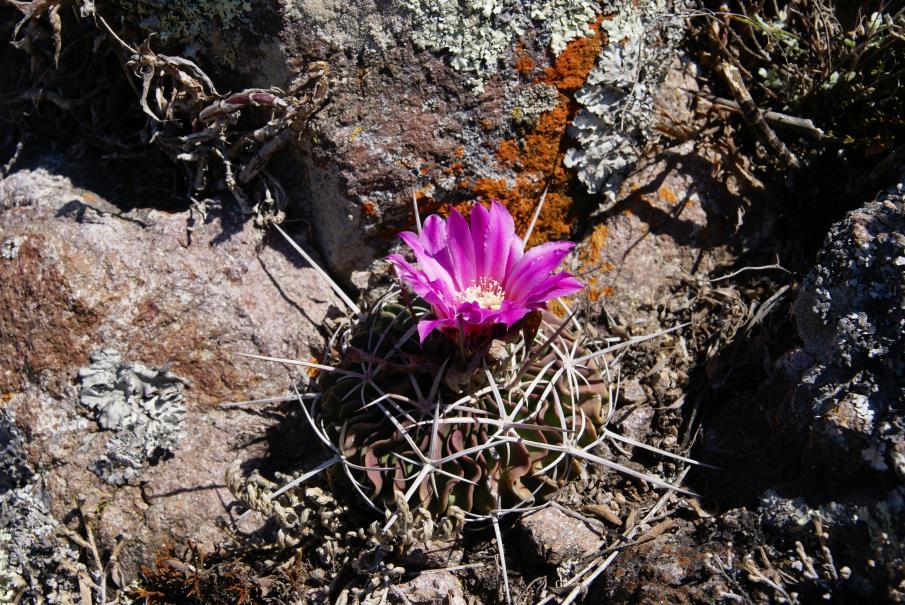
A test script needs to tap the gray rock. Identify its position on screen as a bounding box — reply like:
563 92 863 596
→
785 190 905 480
518 506 603 572
0 162 339 582
388 571 467 605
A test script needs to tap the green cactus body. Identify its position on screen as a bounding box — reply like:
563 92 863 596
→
316 292 610 519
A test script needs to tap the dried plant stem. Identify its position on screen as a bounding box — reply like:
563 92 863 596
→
273 224 361 315
522 183 549 245
717 62 801 169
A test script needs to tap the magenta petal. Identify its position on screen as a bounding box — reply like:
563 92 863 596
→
495 303 530 327
486 200 520 282
418 319 449 342
398 233 458 297
386 254 448 310
503 241 576 301
524 272 584 303
447 209 476 288
455 301 495 324
469 203 490 273
410 221 455 281
421 214 448 255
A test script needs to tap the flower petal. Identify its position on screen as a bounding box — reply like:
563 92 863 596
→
447 208 476 288
486 200 522 282
399 231 457 298
494 302 531 328
503 241 576 301
469 202 490 276
415 216 456 280
523 271 584 303
420 214 448 254
417 317 455 342
386 254 449 310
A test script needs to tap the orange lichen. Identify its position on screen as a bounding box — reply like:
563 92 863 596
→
547 298 569 318
460 18 606 247
361 200 378 217
576 224 615 301
515 43 536 74
445 162 466 177
658 185 678 205
578 224 609 266
542 18 606 92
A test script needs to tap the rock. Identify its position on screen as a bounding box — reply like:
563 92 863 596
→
697 183 905 603
0 484 80 603
76 0 693 279
591 521 725 605
616 378 647 405
0 162 339 582
518 506 603 571
0 412 32 492
783 190 905 481
399 537 465 570
616 404 655 445
755 485 905 603
388 571 467 605
0 165 337 405
570 58 760 327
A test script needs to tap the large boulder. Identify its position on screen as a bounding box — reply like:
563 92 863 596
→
788 189 905 481
0 161 339 591
696 181 905 603
79 0 689 277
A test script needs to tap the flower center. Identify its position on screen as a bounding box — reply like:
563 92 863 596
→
456 277 505 310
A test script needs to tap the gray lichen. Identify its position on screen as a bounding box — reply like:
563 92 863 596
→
0 485 80 603
0 413 32 493
1 236 24 260
78 349 188 485
528 0 598 55
513 83 560 128
403 0 600 90
564 0 685 198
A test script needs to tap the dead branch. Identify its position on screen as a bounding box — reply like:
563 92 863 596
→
688 89 825 140
62 499 129 605
717 62 801 169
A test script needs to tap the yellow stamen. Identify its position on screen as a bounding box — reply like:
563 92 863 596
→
457 277 505 310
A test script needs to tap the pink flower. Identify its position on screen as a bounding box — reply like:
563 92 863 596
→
387 201 584 342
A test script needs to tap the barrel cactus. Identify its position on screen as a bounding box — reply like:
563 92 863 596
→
233 200 694 529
